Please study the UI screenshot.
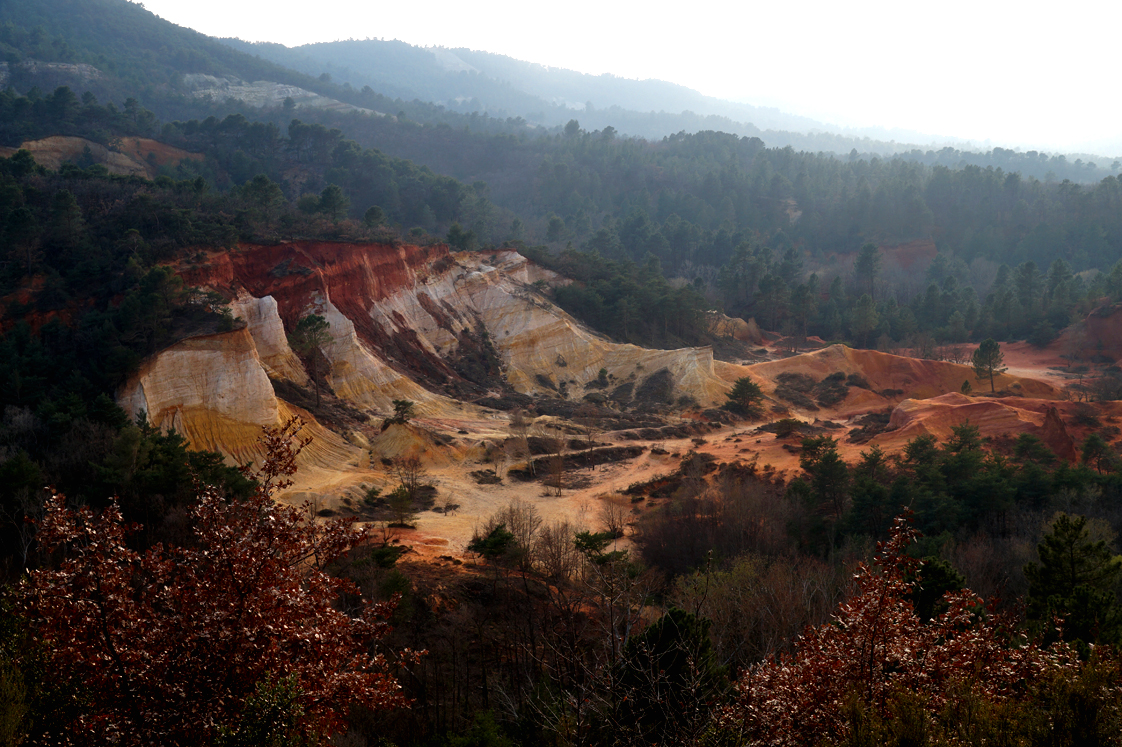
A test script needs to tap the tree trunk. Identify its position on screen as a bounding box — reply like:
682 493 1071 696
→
313 354 321 408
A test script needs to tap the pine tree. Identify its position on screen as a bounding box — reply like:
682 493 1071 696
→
972 338 1006 393
1025 513 1122 647
288 314 332 407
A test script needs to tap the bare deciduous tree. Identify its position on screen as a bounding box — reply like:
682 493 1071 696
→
598 497 628 539
534 519 582 581
390 454 426 500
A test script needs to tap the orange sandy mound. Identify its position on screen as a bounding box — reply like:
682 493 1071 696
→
1050 304 1122 365
369 423 454 466
706 311 766 345
878 393 1077 461
737 345 1061 416
3 136 201 178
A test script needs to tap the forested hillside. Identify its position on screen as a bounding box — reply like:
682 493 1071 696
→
3 3 1122 744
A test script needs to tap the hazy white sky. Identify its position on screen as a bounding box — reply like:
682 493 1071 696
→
140 0 1119 155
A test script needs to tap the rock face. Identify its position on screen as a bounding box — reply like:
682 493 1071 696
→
124 241 1076 482
118 327 280 461
179 243 741 416
121 241 749 475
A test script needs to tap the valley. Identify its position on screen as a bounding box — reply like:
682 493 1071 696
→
121 239 1105 556
4 1 1122 741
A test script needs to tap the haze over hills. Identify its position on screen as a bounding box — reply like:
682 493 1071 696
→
1 0 1117 179
221 38 831 131
221 36 997 155
218 36 1121 171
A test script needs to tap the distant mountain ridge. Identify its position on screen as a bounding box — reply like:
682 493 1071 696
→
219 37 942 147
219 37 1121 170
0 0 1115 183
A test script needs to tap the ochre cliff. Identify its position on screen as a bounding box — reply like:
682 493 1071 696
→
179 243 741 414
117 297 358 475
118 327 279 456
229 293 308 384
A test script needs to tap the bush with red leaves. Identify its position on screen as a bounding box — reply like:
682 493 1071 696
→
13 417 416 746
718 514 1075 746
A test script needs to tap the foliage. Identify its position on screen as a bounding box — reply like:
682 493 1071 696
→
447 710 514 747
723 377 764 417
467 524 517 561
386 485 418 528
215 672 314 747
287 314 331 407
1025 513 1122 649
529 245 710 349
10 417 414 745
613 607 725 745
719 515 1075 746
972 338 1006 393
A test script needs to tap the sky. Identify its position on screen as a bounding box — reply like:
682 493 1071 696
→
139 0 1120 156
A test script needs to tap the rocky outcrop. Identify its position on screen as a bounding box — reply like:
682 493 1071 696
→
118 327 280 461
1040 405 1079 462
0 60 104 87
182 243 742 413
180 74 383 116
706 311 765 345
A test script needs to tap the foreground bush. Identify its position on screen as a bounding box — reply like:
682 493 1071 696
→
718 515 1082 746
10 417 415 746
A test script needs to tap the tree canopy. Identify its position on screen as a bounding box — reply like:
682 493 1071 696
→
11 418 412 745
972 338 1006 392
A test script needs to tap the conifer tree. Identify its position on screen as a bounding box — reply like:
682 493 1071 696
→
1025 513 1122 648
972 338 1006 392
288 314 332 407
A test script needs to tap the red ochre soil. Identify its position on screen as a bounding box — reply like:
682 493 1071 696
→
116 137 204 173
180 241 466 389
179 241 445 317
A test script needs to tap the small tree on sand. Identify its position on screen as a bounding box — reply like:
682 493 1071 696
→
382 400 416 430
391 454 427 501
723 377 765 418
972 338 1007 393
288 314 331 407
